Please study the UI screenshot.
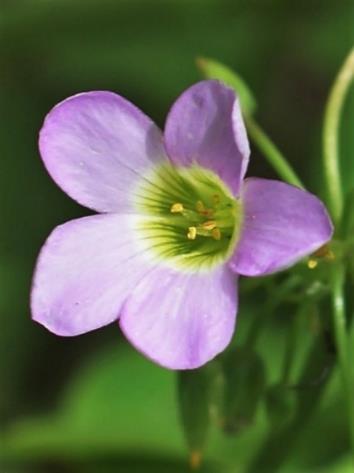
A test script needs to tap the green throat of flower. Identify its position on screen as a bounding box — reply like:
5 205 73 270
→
135 163 243 271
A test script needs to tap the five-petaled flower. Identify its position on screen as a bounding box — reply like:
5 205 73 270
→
31 80 333 369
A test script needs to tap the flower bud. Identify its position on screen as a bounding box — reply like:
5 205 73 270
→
177 368 211 468
221 346 265 434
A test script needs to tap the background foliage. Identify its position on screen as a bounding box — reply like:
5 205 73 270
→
1 1 353 471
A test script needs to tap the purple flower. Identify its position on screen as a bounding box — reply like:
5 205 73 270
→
31 81 333 370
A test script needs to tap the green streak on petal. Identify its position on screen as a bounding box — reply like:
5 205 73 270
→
135 163 243 271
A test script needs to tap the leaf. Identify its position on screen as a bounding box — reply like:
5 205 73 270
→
1 343 183 461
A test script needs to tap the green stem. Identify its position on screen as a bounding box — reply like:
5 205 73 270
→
323 47 354 224
248 330 335 472
281 329 295 385
245 116 304 189
331 263 354 459
281 310 300 385
245 275 301 349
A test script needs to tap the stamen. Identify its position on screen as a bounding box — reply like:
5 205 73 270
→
201 220 217 231
211 228 221 240
196 200 205 213
196 200 214 217
201 208 214 217
170 202 184 213
308 259 318 269
137 162 241 270
187 226 197 240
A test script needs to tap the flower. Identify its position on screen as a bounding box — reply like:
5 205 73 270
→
31 80 333 370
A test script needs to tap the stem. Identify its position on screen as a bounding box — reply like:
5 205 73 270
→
248 331 334 472
281 313 299 385
245 275 301 349
281 332 294 385
331 263 354 458
245 116 304 189
323 47 354 224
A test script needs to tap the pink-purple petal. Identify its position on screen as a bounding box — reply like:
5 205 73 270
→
119 266 237 370
39 91 166 213
229 178 333 276
164 80 250 196
31 214 157 336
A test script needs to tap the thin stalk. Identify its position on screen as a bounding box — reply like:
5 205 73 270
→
245 115 304 189
323 47 354 223
248 328 335 472
281 311 300 385
331 263 354 459
245 275 301 349
281 328 295 385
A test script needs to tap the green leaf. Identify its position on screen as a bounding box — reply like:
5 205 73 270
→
196 57 257 116
1 343 184 461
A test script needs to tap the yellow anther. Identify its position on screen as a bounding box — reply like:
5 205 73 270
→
201 220 217 231
211 227 221 240
187 226 197 240
196 200 205 213
170 202 184 213
308 259 318 269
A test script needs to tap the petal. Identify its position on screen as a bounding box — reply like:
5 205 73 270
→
120 266 237 370
39 91 166 213
164 80 250 196
230 178 333 276
31 214 158 336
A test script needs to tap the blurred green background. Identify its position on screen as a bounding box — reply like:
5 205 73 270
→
1 1 353 472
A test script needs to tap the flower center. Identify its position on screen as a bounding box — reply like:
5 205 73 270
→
135 163 243 271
